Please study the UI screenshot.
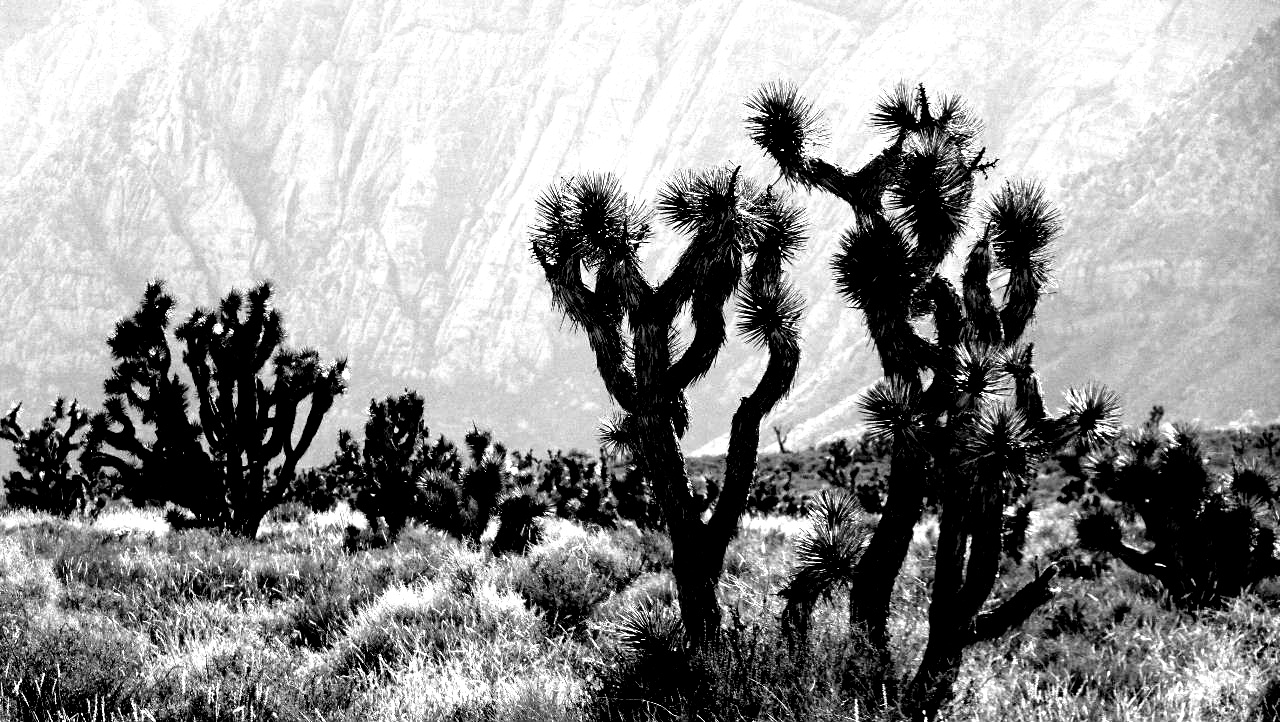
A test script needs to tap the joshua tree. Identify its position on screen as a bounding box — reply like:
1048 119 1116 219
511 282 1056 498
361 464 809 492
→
84 281 347 537
530 169 806 646
750 82 1122 718
340 390 450 539
773 424 791 453
0 398 101 516
1076 410 1280 608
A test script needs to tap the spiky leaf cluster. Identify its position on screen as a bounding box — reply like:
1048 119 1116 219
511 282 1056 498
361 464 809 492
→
338 391 453 540
531 168 806 448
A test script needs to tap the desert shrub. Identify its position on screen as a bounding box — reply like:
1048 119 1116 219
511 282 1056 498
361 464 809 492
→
338 391 459 540
0 610 146 719
285 466 351 513
514 525 643 629
522 448 620 528
0 537 60 619
611 523 674 574
1075 410 1280 607
328 577 541 680
141 634 328 721
1256 675 1280 722
609 461 664 530
415 427 550 551
744 469 812 516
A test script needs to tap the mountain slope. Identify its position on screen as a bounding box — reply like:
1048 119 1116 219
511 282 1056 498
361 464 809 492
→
0 0 1276 456
1035 21 1280 426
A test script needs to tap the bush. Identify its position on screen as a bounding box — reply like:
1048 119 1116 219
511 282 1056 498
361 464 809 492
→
0 537 60 619
593 600 875 721
514 525 643 629
329 577 540 679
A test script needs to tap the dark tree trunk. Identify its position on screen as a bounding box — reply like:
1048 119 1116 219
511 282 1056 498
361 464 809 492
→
848 452 924 658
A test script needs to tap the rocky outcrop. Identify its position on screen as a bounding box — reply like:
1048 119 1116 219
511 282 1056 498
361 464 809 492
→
0 0 1276 455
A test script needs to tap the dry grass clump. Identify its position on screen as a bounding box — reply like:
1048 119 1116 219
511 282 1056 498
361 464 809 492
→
513 519 646 629
0 535 61 614
1 491 1278 721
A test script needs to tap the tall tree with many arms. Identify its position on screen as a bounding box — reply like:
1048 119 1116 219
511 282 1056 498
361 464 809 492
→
530 169 806 647
749 83 1123 718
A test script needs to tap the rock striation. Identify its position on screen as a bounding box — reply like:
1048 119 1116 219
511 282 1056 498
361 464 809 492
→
0 0 1276 455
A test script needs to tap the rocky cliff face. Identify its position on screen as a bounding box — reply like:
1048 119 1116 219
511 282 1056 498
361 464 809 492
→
0 0 1276 455
1036 21 1280 429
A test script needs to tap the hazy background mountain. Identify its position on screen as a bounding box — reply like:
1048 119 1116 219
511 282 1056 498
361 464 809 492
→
1 0 1277 461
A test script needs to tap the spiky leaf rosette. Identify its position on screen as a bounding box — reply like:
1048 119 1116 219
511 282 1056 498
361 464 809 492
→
952 344 1010 415
890 129 973 266
985 180 1061 342
597 412 637 457
612 601 685 658
869 81 920 138
736 281 804 352
746 189 807 282
783 491 871 602
1051 384 1124 451
832 215 929 376
858 376 927 452
1074 506 1123 552
745 81 826 180
1232 461 1278 504
963 404 1035 490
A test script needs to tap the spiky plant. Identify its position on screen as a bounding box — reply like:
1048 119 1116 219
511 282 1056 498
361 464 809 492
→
1075 413 1280 608
84 281 347 538
417 426 548 550
779 491 873 646
0 398 103 516
749 82 1124 718
531 168 807 646
342 390 448 540
491 491 552 555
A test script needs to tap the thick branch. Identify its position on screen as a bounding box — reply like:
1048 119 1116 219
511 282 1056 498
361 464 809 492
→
541 258 639 409
709 336 800 541
969 563 1059 643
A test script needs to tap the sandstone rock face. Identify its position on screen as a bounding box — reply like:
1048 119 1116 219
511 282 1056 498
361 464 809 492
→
0 0 1276 455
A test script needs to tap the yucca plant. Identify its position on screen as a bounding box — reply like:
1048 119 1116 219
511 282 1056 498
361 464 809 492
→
1075 410 1280 608
749 82 1124 718
340 390 454 540
417 426 549 552
530 168 807 646
83 281 347 538
0 398 104 516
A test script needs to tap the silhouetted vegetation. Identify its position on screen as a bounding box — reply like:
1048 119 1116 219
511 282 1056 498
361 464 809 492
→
749 81 1123 718
1075 406 1280 608
0 399 108 516
81 281 347 538
530 168 807 646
